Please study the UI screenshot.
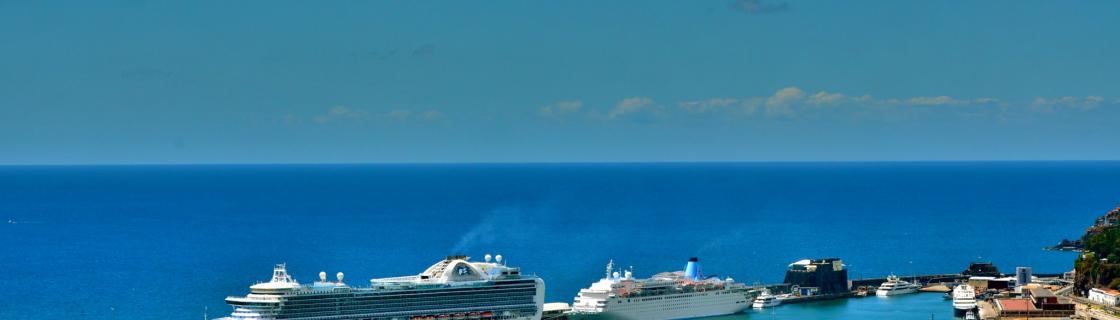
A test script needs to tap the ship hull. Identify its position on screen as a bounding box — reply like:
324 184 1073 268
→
875 288 918 296
570 291 751 320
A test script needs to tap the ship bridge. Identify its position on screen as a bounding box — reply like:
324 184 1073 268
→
370 254 522 285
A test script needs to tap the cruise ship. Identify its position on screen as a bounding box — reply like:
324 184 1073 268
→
217 254 545 320
875 274 920 296
951 284 978 316
568 257 755 320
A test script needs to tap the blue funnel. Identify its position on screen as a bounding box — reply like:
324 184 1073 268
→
684 257 702 281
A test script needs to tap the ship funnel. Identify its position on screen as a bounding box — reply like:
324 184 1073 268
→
684 257 703 281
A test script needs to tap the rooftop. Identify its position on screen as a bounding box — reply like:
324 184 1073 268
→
996 299 1037 311
1028 287 1056 298
1091 288 1120 296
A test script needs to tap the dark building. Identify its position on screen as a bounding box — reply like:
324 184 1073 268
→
1027 287 1074 311
962 262 1001 277
783 258 849 295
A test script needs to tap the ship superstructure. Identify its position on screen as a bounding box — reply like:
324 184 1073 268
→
568 257 754 320
218 254 544 320
952 284 978 316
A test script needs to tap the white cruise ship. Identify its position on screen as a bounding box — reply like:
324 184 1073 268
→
875 274 920 296
951 284 978 316
568 257 755 320
217 254 544 320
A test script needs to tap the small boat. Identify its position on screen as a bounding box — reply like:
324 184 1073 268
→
752 289 782 308
875 274 920 296
965 309 978 320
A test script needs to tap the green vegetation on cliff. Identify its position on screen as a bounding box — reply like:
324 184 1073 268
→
1075 209 1120 295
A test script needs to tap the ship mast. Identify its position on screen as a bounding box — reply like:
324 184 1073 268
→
605 259 614 279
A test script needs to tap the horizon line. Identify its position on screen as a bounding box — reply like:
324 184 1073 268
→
2 159 1119 167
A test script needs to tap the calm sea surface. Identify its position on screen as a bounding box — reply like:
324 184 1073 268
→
1 162 1117 319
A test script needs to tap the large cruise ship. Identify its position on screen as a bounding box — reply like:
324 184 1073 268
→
568 257 755 320
217 254 545 320
951 284 978 316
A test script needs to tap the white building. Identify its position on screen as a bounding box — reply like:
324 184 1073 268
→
1089 288 1120 306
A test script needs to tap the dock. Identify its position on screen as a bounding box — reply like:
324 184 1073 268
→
544 260 1074 319
850 274 967 289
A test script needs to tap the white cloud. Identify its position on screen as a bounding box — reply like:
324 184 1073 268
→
806 91 847 106
764 87 805 118
678 98 739 113
738 97 763 116
1031 96 1104 112
422 110 444 120
730 0 789 14
388 109 412 120
972 97 1000 105
539 100 584 117
766 87 806 108
541 87 1113 123
608 97 655 118
1085 96 1104 109
313 105 369 123
904 96 966 106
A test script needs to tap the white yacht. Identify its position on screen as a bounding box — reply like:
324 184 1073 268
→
217 254 544 320
952 284 978 316
568 257 755 320
875 274 920 296
751 289 782 308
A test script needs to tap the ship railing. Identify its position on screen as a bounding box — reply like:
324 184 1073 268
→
372 275 423 282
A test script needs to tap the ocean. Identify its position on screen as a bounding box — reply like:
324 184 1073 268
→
1 162 1117 319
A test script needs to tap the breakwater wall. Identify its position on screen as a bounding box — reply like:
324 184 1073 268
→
850 274 967 288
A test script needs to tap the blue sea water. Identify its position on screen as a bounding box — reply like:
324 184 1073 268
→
1 162 1118 319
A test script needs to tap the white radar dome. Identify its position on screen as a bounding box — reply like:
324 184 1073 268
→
336 272 344 282
319 271 327 282
484 254 492 262
495 255 503 264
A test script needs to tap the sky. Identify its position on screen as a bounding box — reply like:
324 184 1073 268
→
1 0 1118 164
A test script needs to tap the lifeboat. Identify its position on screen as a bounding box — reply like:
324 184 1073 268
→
480 311 494 318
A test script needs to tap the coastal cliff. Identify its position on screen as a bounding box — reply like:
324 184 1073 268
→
1074 207 1120 295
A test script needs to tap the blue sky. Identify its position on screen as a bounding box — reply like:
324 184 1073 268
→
1 0 1118 164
